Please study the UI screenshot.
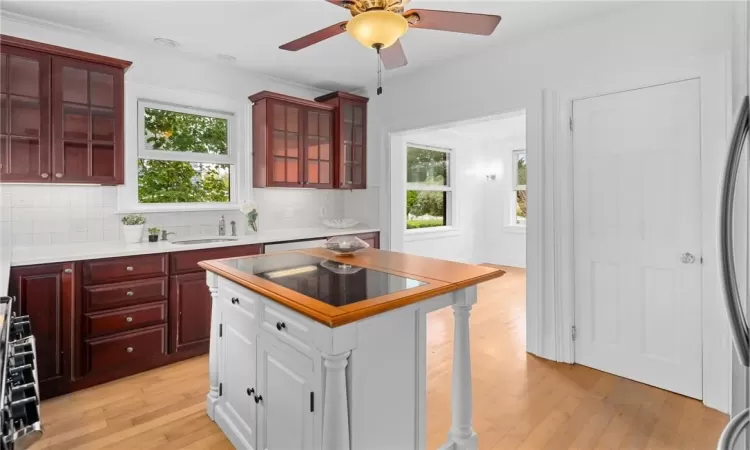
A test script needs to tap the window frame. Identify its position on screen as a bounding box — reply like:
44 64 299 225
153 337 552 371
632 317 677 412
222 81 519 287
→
404 143 456 236
119 96 240 213
510 148 527 229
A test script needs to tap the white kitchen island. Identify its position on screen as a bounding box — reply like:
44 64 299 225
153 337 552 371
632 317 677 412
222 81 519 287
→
199 248 504 450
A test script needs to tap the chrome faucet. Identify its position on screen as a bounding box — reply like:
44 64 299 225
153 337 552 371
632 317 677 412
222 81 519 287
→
218 215 226 236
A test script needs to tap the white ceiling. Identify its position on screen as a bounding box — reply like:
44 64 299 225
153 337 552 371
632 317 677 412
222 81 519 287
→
1 0 633 92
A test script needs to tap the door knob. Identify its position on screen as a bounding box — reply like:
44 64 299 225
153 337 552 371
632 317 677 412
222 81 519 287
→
680 252 696 264
247 388 254 396
40 173 49 179
55 173 63 178
125 316 133 323
126 347 133 353
254 395 263 404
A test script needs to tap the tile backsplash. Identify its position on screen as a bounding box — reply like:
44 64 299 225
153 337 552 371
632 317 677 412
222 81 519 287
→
0 185 345 248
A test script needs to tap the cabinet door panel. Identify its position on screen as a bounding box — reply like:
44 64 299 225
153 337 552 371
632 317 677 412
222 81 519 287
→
220 302 257 448
169 272 211 354
266 101 303 186
51 56 123 184
337 100 367 189
0 46 50 182
257 335 315 450
303 109 333 188
9 262 74 398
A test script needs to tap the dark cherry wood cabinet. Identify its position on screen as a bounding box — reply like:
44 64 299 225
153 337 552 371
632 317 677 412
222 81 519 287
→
251 91 336 188
8 262 75 398
169 272 211 354
315 91 369 189
0 35 130 184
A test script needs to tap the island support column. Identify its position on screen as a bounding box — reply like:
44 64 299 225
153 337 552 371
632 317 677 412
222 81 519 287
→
322 351 351 450
443 286 478 450
205 271 220 420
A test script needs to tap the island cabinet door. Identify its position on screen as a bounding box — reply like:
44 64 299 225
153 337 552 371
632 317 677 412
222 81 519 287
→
256 334 316 450
219 302 257 449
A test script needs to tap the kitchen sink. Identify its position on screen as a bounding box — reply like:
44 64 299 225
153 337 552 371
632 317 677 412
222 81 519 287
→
171 238 240 245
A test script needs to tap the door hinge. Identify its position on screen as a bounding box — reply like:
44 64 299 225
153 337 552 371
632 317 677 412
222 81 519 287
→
569 117 574 131
219 323 222 337
572 325 577 341
310 392 314 412
219 383 223 396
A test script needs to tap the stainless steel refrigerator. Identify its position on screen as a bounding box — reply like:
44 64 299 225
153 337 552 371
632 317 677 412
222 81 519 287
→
719 1 750 448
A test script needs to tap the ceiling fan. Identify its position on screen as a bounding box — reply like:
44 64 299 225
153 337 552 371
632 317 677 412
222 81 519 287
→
279 0 501 93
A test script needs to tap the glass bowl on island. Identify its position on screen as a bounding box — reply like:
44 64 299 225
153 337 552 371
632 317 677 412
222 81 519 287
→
323 236 370 256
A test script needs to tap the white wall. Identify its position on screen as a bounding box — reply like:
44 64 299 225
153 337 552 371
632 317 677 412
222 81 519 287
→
366 1 735 412
0 15 352 248
390 129 484 263
481 114 527 268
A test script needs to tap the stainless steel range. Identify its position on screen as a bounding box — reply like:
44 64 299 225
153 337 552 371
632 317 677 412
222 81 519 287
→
0 296 41 450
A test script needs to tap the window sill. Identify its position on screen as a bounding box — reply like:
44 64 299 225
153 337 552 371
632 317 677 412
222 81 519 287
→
117 203 239 214
504 224 527 234
404 226 460 242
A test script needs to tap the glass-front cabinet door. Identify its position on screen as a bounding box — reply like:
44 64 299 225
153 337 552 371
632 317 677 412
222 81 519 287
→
0 46 50 182
268 100 303 187
304 108 333 188
51 56 123 184
339 99 366 189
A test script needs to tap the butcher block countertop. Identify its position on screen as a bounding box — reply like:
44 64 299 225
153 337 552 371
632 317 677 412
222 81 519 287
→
199 248 505 327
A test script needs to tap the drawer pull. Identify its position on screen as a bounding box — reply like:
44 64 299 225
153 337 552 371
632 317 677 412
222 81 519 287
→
126 347 133 353
125 316 133 323
125 266 134 272
276 322 286 331
231 297 239 305
126 291 134 297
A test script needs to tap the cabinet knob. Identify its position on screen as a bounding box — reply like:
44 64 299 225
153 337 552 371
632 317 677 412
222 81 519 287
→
40 173 49 179
276 322 286 331
126 347 133 353
125 316 133 323
254 395 263 404
55 173 63 178
231 297 239 305
126 291 134 297
247 388 255 396
125 266 134 272
63 268 73 274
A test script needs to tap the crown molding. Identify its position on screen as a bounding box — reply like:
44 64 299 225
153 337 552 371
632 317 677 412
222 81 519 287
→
0 10 92 35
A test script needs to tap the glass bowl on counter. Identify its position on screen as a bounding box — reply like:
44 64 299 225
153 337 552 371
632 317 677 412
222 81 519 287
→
322 236 370 256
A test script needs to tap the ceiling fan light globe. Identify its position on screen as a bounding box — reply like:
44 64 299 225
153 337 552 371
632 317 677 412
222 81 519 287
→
347 10 408 49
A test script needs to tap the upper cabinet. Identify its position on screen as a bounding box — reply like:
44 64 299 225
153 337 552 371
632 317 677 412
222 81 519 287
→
250 90 367 190
315 91 368 189
251 91 335 188
0 35 131 184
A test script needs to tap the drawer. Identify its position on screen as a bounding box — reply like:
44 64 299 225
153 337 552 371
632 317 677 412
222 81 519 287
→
170 244 263 275
85 325 167 375
261 300 314 353
85 302 167 338
83 254 168 285
221 279 259 320
84 277 168 312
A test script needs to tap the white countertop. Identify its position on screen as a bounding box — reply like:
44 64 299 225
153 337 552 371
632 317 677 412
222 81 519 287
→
9 226 379 268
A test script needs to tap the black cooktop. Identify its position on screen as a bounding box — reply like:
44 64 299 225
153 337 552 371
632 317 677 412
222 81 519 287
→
224 253 425 307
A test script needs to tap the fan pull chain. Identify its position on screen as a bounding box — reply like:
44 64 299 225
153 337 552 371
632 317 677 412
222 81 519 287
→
376 46 383 96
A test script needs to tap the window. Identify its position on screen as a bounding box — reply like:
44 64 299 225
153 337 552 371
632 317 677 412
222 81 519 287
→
512 149 527 225
406 145 452 230
136 101 235 205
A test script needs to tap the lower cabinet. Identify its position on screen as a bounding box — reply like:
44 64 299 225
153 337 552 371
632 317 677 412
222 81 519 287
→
8 263 75 397
169 272 212 354
217 290 318 450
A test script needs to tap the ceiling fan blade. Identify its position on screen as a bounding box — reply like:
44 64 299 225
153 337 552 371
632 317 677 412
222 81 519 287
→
404 9 501 36
381 39 408 70
280 21 348 51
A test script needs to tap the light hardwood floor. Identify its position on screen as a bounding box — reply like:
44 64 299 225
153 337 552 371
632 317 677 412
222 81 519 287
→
32 266 727 449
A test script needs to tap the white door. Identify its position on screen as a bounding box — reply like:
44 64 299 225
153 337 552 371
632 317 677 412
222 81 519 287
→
218 298 257 449
256 334 315 450
573 79 703 399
